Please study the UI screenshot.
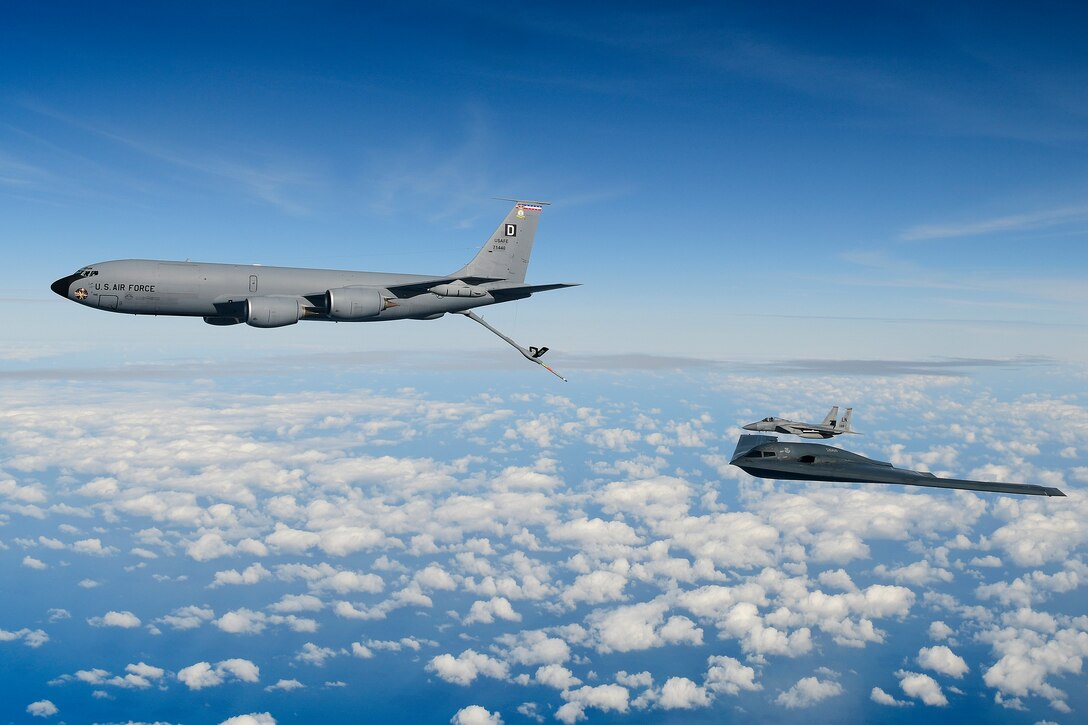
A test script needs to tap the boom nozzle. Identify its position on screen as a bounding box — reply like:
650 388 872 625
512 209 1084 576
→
461 311 567 382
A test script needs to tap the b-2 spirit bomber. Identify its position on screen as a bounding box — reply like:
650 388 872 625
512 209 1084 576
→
730 434 1065 497
52 200 576 380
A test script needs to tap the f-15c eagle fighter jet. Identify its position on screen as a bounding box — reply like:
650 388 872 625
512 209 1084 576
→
51 200 577 380
744 406 857 439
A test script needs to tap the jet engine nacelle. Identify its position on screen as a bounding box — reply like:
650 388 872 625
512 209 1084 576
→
246 296 302 328
326 286 388 320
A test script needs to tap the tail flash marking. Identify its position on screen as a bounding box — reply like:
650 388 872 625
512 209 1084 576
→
839 408 855 433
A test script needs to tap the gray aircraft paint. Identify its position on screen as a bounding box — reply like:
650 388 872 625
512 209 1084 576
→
744 406 858 439
51 201 577 371
452 200 541 283
730 434 1065 497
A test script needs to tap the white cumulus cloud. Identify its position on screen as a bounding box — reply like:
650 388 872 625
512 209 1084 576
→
917 645 969 678
657 676 711 709
426 650 509 686
87 611 141 628
218 714 276 725
26 700 58 718
449 704 503 725
464 597 522 625
178 658 261 690
775 676 843 708
870 686 911 707
896 670 948 706
704 655 761 696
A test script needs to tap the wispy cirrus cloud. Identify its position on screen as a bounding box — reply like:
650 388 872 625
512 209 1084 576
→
15 102 321 216
901 204 1088 241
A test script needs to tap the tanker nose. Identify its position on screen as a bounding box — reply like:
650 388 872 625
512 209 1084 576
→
51 273 81 297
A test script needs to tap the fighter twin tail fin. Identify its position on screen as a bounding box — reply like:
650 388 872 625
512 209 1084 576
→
838 407 856 433
820 407 840 427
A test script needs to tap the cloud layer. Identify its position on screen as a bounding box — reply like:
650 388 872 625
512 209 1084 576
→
1 369 1085 722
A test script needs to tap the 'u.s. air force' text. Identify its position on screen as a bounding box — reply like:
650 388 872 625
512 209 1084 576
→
94 282 156 292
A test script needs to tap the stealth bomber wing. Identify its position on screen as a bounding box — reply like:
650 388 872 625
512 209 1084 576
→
729 435 1065 497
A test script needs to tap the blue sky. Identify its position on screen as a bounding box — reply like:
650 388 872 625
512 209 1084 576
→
4 1 1088 365
2 2 1088 724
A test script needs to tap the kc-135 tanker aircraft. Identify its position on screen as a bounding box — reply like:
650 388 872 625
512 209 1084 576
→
51 200 576 379
731 434 1065 497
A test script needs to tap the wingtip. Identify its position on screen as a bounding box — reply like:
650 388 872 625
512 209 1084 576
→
1045 487 1067 497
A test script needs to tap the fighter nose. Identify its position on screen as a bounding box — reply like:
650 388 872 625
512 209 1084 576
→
51 276 71 297
742 423 757 431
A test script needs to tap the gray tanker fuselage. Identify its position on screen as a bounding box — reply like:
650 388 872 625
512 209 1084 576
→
51 259 497 322
50 201 578 378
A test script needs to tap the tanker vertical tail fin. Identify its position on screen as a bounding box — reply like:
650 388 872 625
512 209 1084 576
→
452 200 548 283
